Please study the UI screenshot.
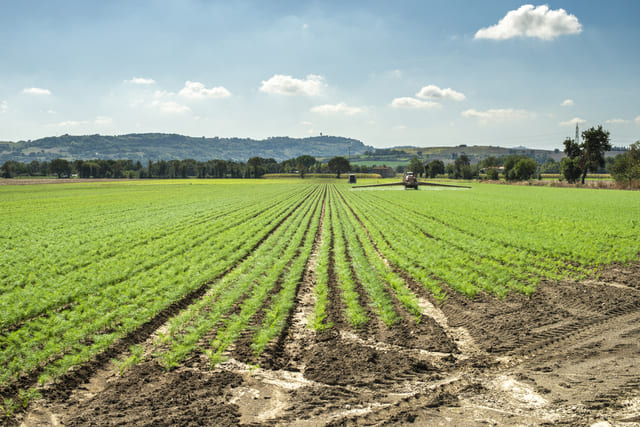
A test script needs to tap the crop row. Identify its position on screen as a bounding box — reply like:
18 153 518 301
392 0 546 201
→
0 182 317 386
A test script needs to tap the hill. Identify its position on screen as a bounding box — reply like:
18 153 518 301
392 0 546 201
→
0 134 371 163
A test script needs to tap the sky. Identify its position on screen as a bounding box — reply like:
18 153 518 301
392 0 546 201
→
1 0 639 150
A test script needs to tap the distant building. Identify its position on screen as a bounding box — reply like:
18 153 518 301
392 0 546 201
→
371 166 395 178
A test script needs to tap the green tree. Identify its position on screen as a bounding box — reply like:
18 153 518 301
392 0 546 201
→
486 167 500 180
611 141 640 185
49 158 72 178
561 137 583 183
503 155 537 181
408 156 424 177
426 160 444 178
540 158 559 174
247 157 263 178
481 156 500 169
579 125 612 184
327 156 350 178
295 155 316 179
561 125 612 184
453 155 472 179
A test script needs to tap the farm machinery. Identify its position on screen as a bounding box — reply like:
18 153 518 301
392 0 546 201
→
352 171 471 190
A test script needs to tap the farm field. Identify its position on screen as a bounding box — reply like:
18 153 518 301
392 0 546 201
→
2 179 640 425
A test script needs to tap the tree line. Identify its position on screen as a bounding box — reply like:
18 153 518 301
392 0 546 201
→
0 155 367 179
405 126 639 187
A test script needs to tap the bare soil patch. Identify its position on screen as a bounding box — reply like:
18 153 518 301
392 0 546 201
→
13 262 640 426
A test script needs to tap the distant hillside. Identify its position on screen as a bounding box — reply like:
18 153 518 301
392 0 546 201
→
0 133 371 163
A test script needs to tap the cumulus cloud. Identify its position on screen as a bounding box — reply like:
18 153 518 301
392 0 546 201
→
1 101 7 113
561 99 574 107
475 5 582 41
390 97 441 109
416 85 465 101
151 100 191 114
23 87 51 96
461 108 534 122
636 115 640 124
178 81 231 99
558 117 586 126
259 74 326 96
125 77 156 85
310 102 365 115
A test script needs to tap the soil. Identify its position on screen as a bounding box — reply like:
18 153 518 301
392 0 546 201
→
11 261 638 426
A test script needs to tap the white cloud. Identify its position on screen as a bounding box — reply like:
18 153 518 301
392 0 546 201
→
310 102 365 115
23 87 51 96
635 115 640 124
178 81 231 99
558 117 586 126
416 85 465 101
475 5 582 41
605 118 630 124
125 77 156 85
95 116 113 125
461 108 534 122
153 90 174 99
561 99 574 107
1 101 7 113
58 120 87 127
151 100 191 114
259 74 326 96
390 97 441 109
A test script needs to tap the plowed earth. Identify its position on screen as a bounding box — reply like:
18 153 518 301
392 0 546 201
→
14 262 639 426
9 192 640 427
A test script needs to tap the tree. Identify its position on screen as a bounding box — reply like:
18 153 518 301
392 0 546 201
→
426 160 444 178
561 125 612 184
540 158 559 174
327 156 350 178
247 157 262 178
579 126 612 184
561 137 583 183
408 156 424 177
49 158 72 178
503 155 537 181
486 167 500 180
611 141 640 186
295 155 316 179
453 155 472 179
481 156 500 169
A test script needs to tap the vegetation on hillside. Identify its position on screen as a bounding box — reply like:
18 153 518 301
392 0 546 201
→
0 133 370 164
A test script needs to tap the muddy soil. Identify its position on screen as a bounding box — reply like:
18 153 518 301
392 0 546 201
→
13 262 640 426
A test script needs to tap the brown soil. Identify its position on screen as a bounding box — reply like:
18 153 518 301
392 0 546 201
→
12 262 639 426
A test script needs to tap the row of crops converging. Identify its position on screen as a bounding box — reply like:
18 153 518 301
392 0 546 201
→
1 181 638 391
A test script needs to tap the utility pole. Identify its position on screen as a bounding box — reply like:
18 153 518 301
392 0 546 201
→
575 123 580 144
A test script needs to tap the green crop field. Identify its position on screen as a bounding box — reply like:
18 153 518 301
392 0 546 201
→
1 179 639 398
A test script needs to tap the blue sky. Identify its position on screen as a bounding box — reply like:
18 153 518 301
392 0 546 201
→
1 1 639 149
